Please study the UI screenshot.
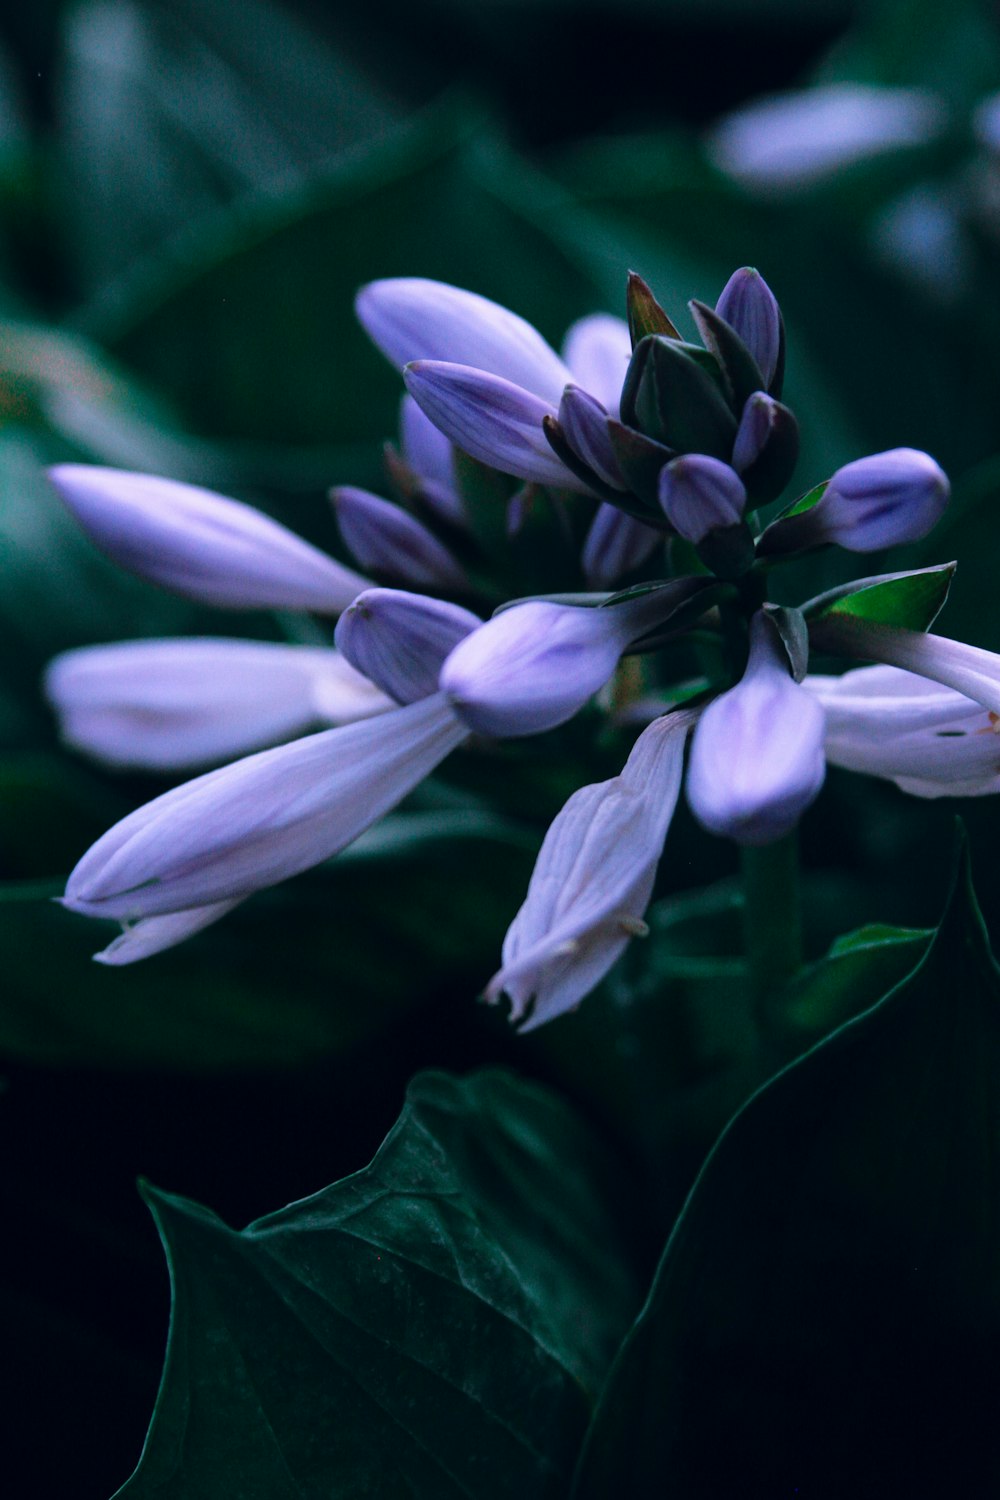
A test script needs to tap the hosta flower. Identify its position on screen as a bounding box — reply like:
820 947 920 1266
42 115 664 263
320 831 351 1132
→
810 619 1000 719
687 612 826 844
486 710 693 1030
804 665 1000 798
45 638 392 770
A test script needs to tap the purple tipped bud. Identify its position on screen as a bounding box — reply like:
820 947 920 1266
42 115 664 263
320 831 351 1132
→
582 504 661 588
658 454 747 543
558 385 626 490
440 594 669 738
331 486 469 591
732 391 800 503
335 588 481 705
810 448 950 552
715 268 783 393
687 612 826 845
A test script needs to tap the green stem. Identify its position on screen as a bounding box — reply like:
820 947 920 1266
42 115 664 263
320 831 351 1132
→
740 832 803 1011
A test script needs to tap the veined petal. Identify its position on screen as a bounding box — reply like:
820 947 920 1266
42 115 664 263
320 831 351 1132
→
441 591 678 738
331 486 469 590
558 386 626 490
687 611 826 844
804 665 1000 797
582 504 662 588
45 638 392 770
356 278 572 404
336 588 481 704
561 314 631 416
63 693 468 920
814 622 1000 720
94 900 243 965
486 711 693 1030
398 395 464 523
48 465 369 612
403 362 588 491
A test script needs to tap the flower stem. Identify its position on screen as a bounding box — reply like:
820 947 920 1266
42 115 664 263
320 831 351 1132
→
740 831 803 1008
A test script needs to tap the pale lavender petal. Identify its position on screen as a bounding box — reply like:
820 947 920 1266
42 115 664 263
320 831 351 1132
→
336 588 481 704
561 313 632 415
809 448 949 551
94 900 243 965
45 638 391 771
558 386 626 490
331 486 469 590
398 395 463 523
658 454 747 542
63 693 468 920
48 465 370 612
582 504 662 588
708 84 945 192
486 711 693 1029
356 278 572 404
403 362 589 491
441 591 677 738
815 624 1000 720
687 612 826 844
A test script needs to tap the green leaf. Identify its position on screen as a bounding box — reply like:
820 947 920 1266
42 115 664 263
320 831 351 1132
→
762 603 809 680
573 829 1000 1495
120 1069 642 1498
803 561 955 631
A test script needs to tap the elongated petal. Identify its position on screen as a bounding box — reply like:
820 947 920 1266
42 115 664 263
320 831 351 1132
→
336 588 480 704
356 278 572 404
708 84 944 191
561 313 632 415
804 665 1000 797
331 486 469 590
582 504 662 588
49 465 369 612
94 900 243 965
441 591 676 738
45 638 391 771
687 612 826 844
63 694 468 920
558 386 626 490
487 711 693 1029
813 621 1000 720
398 395 463 523
404 362 588 491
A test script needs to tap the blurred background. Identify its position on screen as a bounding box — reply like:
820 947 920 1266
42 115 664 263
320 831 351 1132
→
2 0 1000 1492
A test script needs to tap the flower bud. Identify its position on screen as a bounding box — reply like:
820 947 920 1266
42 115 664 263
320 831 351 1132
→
331 486 469 591
731 391 800 503
810 448 949 551
581 504 661 588
335 589 480 705
632 337 738 458
687 612 826 845
714 268 784 395
658 454 746 543
558 386 626 490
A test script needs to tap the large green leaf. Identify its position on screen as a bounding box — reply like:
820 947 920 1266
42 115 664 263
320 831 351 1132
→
803 561 955 630
118 1069 642 1498
573 831 1000 1495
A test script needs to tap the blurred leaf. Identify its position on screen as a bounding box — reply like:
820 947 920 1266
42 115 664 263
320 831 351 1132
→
120 1068 641 1497
0 809 536 1069
771 919 931 1048
823 0 1000 103
574 830 1000 1495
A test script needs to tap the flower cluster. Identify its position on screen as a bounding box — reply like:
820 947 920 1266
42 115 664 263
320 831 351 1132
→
45 266 1000 1029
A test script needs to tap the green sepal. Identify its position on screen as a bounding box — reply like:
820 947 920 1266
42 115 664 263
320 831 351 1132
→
738 397 800 507
573 828 1000 1495
688 298 764 413
803 561 955 632
606 419 676 513
694 520 756 582
124 1070 643 1500
636 336 738 459
762 603 809 680
626 270 681 347
451 447 513 555
776 478 827 521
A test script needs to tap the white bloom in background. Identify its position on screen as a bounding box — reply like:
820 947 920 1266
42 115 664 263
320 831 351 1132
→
486 710 693 1030
805 664 1000 798
48 465 370 611
687 612 826 844
45 638 391 770
708 83 945 193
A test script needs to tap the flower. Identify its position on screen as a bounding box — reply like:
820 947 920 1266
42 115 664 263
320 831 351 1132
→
804 664 1000 798
45 638 392 770
486 710 693 1030
686 612 826 844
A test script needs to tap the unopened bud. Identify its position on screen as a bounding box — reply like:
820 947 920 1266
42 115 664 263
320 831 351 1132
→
331 486 469 591
558 385 626 490
732 391 800 503
335 589 480 704
658 454 746 543
715 268 784 395
760 448 949 556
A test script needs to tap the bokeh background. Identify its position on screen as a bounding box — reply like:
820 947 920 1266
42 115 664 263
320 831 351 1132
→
3 0 1000 1492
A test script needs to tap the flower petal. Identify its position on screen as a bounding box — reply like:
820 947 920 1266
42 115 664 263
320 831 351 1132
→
581 504 662 588
94 900 243 965
63 694 468 920
49 465 369 612
336 588 481 704
398 395 464 523
561 313 631 415
45 638 392 771
331 486 469 590
403 362 587 490
356 278 572 404
486 711 693 1029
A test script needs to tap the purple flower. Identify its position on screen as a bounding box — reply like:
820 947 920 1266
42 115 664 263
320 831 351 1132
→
809 449 949 551
581 504 662 589
486 711 693 1029
657 454 747 542
714 268 783 390
48 465 369 612
93 900 244 966
331 485 469 591
811 620 1000 718
687 612 826 844
335 589 481 705
45 638 392 771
